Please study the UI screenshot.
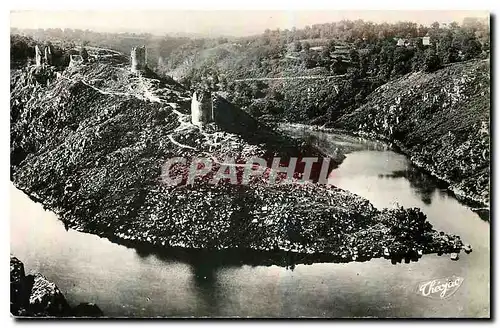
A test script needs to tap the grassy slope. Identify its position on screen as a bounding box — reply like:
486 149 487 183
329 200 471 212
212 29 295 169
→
337 59 490 206
10 63 465 265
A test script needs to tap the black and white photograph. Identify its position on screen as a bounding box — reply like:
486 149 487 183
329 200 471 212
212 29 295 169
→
8 5 491 319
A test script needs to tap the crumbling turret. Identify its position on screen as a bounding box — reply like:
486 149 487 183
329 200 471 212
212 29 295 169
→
191 91 213 127
68 54 84 68
44 46 52 66
35 45 43 67
131 46 147 72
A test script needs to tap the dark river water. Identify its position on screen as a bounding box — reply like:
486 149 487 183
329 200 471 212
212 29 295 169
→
10 128 490 318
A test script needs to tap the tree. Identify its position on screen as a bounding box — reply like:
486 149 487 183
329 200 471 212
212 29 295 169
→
482 40 490 53
359 52 371 77
378 44 395 80
449 21 460 30
10 35 36 63
411 46 425 71
303 51 319 68
251 81 266 98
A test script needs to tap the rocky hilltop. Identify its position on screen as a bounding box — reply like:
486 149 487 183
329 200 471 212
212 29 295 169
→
10 256 103 317
336 59 490 207
10 60 469 265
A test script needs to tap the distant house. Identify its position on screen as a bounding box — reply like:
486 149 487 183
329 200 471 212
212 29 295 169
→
422 36 431 46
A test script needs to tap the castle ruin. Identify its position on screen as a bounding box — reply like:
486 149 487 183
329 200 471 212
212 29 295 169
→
191 91 214 127
35 45 43 67
34 45 53 67
68 54 84 68
131 46 147 72
44 46 52 65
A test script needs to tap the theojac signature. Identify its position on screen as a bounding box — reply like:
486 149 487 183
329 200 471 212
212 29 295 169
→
416 276 464 299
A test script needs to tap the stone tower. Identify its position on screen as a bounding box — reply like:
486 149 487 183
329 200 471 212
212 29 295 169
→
191 91 213 127
34 45 43 67
68 54 84 68
131 46 147 72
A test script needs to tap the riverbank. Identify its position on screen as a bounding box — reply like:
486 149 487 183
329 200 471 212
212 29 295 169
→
10 255 103 317
335 60 490 209
279 122 489 211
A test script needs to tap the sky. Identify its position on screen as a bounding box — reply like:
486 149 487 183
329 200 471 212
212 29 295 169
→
10 10 490 37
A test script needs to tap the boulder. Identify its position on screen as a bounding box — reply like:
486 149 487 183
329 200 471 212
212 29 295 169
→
191 90 213 127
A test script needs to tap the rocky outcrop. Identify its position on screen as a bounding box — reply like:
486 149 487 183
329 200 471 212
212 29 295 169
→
34 45 43 67
10 256 103 317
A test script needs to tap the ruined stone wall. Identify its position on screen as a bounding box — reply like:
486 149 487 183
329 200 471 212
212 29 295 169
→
34 45 54 67
131 46 147 72
191 91 213 127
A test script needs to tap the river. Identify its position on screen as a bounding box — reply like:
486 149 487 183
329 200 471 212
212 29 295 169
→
10 128 490 318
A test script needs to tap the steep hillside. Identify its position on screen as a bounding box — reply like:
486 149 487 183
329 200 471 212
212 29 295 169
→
10 62 467 265
336 59 490 207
